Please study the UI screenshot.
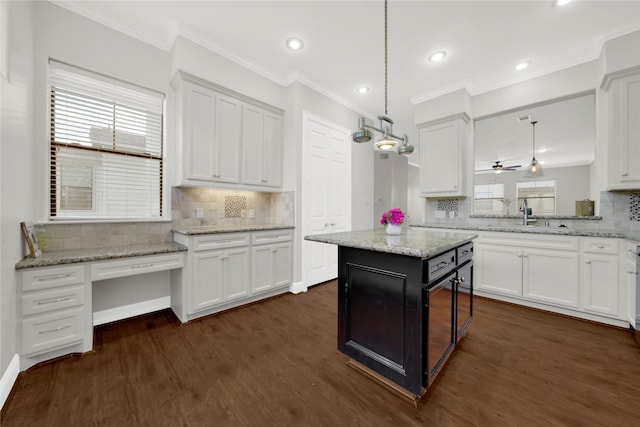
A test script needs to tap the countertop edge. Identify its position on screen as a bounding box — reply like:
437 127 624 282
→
410 224 638 240
172 225 295 235
15 243 188 270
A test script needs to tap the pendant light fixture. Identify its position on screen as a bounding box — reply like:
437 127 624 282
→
524 120 544 178
351 0 414 155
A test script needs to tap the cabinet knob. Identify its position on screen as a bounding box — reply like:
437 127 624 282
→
324 222 329 227
330 222 336 226
459 276 465 284
596 245 605 249
585 260 591 264
629 271 639 275
621 173 629 177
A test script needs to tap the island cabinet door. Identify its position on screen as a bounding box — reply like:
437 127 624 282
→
337 247 425 396
424 270 456 385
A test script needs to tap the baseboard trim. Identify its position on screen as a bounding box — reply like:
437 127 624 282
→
93 296 171 326
1 353 20 411
289 281 307 294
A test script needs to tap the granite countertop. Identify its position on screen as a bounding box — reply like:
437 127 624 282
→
469 214 603 220
15 242 188 270
411 224 640 243
172 224 294 235
304 228 477 258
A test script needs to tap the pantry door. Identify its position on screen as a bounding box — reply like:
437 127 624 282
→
302 112 351 288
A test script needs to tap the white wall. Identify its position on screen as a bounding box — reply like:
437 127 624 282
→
1 0 34 382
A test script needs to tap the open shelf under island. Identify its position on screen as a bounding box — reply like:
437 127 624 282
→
305 228 478 398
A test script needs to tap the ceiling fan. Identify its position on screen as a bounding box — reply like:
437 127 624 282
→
476 161 522 174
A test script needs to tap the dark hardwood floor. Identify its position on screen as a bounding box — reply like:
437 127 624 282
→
2 280 639 426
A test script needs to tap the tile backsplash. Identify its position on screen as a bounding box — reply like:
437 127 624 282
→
171 187 294 229
33 222 173 252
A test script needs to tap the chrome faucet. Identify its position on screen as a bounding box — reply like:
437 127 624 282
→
520 198 534 225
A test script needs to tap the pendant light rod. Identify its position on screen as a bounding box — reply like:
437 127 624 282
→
350 0 413 154
384 0 388 117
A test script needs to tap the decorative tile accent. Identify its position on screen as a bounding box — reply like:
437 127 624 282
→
437 199 459 218
225 195 247 218
631 193 640 221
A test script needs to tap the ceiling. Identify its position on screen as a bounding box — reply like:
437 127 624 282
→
50 0 639 163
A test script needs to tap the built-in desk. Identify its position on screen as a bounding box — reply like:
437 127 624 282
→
15 243 186 370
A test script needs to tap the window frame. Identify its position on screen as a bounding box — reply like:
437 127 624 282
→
48 60 166 221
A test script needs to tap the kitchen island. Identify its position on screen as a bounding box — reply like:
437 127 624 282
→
305 228 477 399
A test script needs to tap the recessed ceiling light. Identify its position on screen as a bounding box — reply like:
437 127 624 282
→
285 37 304 51
515 61 531 71
428 51 446 62
555 0 573 6
357 86 369 94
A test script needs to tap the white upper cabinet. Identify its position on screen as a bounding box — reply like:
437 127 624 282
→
172 71 284 190
242 105 283 187
419 117 470 197
605 71 640 190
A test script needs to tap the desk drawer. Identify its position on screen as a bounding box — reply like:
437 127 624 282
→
22 285 85 316
457 243 473 265
22 265 86 292
22 307 84 356
581 237 619 255
91 253 184 281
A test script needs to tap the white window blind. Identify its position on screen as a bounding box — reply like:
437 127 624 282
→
516 179 556 215
49 60 164 219
474 183 505 215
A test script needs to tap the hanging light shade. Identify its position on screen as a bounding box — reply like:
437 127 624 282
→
524 120 544 178
350 0 414 155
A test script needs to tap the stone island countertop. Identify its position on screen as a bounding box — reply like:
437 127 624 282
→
172 224 294 235
304 228 477 258
15 242 187 270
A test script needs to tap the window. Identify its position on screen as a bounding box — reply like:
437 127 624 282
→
474 183 504 214
516 179 556 215
49 60 164 219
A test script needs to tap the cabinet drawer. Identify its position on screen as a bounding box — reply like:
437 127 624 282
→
22 264 86 292
581 238 619 255
252 229 293 245
91 253 184 281
22 285 85 317
457 243 473 265
22 307 84 356
426 250 456 283
192 233 250 251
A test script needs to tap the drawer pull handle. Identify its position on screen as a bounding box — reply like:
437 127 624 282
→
629 271 639 275
596 245 605 249
460 250 470 256
37 273 72 282
216 240 232 244
36 296 72 305
131 263 154 269
39 324 72 334
585 260 592 264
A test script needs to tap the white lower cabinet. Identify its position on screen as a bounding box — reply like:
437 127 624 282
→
624 241 637 329
18 264 92 369
524 249 580 308
580 238 621 317
475 234 579 308
173 229 293 321
474 231 632 327
191 247 250 312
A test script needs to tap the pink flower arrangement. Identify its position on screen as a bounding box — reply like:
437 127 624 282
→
380 208 405 226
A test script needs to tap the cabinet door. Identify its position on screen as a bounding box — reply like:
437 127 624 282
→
215 94 242 183
456 262 473 342
251 245 272 293
523 249 580 308
262 111 283 187
426 272 456 384
272 241 292 287
475 243 523 296
191 250 224 312
242 104 265 186
581 254 620 316
608 73 640 190
419 120 468 197
185 84 216 181
625 257 637 329
223 247 251 301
